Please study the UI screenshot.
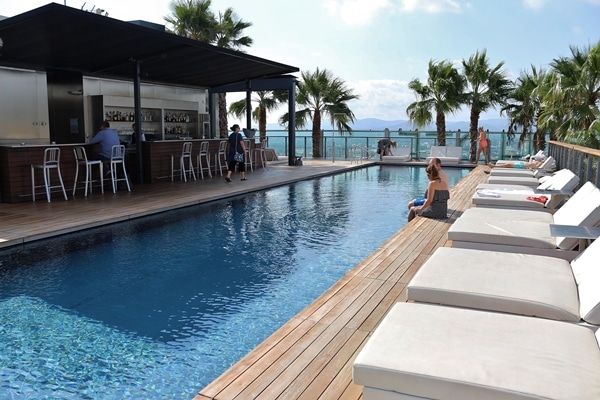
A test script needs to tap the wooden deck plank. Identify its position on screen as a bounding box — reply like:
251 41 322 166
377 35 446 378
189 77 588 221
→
228 321 334 399
254 324 355 399
295 329 370 400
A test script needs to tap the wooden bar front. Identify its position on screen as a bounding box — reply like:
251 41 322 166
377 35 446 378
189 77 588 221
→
142 139 257 183
0 139 258 203
0 144 97 203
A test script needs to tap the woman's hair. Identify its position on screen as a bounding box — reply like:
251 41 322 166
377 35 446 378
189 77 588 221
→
426 164 439 179
391 141 397 148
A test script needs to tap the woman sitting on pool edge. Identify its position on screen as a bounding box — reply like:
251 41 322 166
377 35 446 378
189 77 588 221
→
408 164 450 222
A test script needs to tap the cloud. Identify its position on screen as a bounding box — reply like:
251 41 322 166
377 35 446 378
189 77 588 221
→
346 78 501 123
399 0 462 13
324 0 392 26
522 0 546 10
347 79 413 120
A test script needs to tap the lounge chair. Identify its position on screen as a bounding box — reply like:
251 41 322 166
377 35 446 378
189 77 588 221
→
263 148 288 164
489 156 555 177
486 174 541 187
381 147 411 162
472 168 579 210
448 181 600 260
407 240 600 325
476 168 579 192
485 166 561 187
425 146 462 165
353 302 600 400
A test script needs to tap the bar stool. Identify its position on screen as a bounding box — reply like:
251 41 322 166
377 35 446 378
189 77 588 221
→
171 141 196 182
197 141 212 179
110 145 131 193
243 139 253 172
254 138 268 169
215 140 228 176
73 146 104 196
31 147 68 202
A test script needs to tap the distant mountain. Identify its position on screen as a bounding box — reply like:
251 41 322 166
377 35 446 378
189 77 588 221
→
266 118 510 132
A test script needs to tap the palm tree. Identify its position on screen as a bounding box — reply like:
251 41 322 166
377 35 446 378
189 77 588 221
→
279 68 359 158
406 60 465 146
501 65 548 152
462 49 513 161
164 1 253 138
214 8 253 137
538 41 600 148
164 0 217 41
228 90 288 142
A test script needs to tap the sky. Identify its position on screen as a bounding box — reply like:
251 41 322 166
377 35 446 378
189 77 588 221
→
1 0 600 127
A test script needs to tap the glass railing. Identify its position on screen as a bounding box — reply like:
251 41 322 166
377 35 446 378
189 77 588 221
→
259 129 544 162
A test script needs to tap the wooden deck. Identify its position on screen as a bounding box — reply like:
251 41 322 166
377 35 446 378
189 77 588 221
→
0 160 362 249
195 165 488 400
0 160 489 400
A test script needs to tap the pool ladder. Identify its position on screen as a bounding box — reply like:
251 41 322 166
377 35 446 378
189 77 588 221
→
351 144 375 164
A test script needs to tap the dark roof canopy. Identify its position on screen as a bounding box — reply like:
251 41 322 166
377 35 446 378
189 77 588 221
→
0 3 299 88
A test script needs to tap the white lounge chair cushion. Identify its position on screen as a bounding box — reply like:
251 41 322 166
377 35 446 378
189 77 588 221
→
476 183 537 191
382 148 411 162
489 169 537 177
570 238 600 324
553 181 600 249
458 207 555 223
448 217 558 249
536 168 579 191
426 146 462 165
472 190 548 209
476 169 578 193
353 302 600 400
487 175 540 187
407 247 580 321
429 146 446 158
445 146 462 159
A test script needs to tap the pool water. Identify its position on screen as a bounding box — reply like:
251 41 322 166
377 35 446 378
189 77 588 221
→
0 165 468 399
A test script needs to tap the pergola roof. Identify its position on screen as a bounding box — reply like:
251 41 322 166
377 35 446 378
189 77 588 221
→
0 3 299 88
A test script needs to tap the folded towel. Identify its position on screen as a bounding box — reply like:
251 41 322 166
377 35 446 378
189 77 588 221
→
526 195 548 204
476 189 535 197
476 189 501 198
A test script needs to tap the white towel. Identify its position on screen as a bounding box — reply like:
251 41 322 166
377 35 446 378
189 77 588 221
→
476 189 501 198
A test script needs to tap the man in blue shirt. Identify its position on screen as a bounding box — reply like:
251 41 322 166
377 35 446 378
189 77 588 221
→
90 121 120 160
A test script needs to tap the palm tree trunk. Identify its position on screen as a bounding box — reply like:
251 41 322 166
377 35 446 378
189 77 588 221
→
312 110 322 158
436 112 446 146
259 106 267 143
469 110 480 162
218 93 228 138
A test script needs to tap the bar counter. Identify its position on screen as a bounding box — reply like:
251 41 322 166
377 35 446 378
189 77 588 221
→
0 139 256 203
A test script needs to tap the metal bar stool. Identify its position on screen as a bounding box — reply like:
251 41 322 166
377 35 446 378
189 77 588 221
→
171 141 196 182
215 140 228 176
73 146 104 196
197 141 212 179
110 145 131 193
255 138 268 169
31 147 68 202
243 139 253 172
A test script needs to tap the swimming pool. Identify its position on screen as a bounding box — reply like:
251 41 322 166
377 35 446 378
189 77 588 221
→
0 165 468 399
